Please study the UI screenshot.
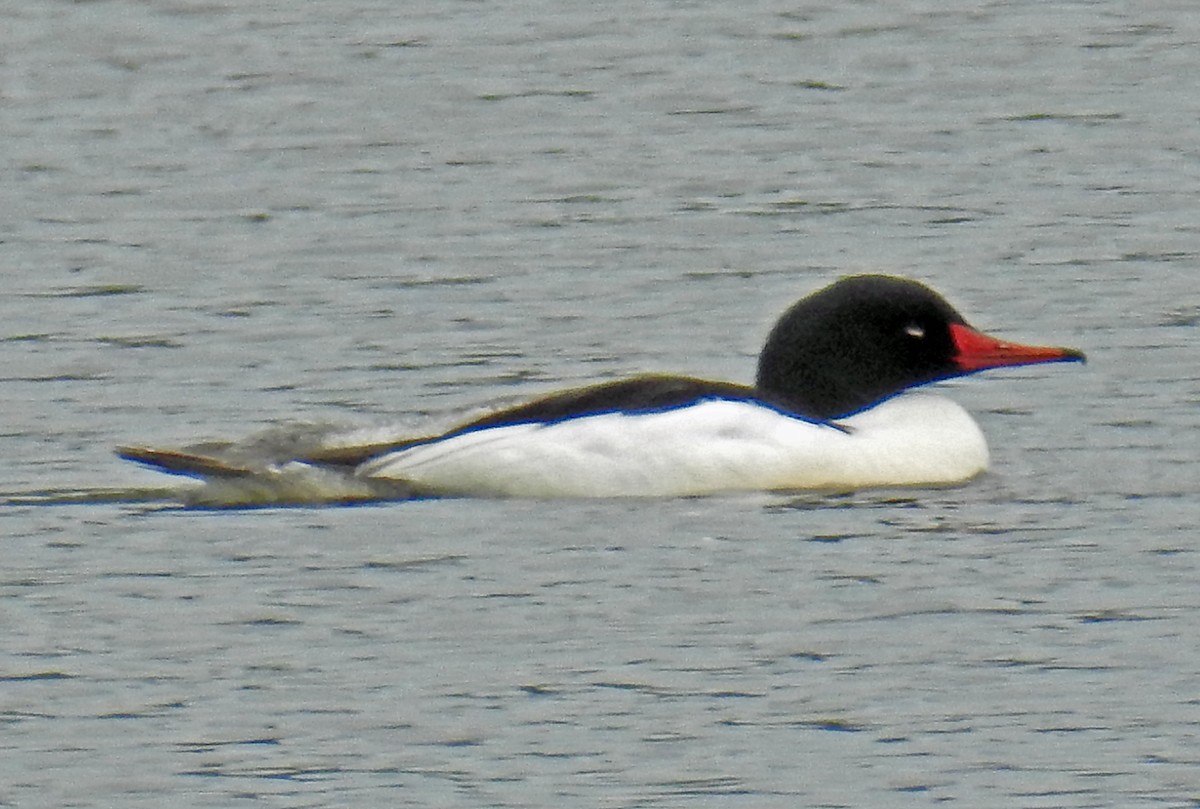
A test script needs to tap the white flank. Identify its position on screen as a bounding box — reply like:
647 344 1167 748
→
356 392 988 497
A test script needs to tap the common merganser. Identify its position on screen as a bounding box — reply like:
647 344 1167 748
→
118 275 1084 505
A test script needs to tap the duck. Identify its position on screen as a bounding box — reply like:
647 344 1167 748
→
117 275 1085 505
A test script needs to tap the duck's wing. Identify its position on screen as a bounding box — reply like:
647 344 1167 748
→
454 374 759 430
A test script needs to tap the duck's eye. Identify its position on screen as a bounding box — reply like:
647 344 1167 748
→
904 323 925 339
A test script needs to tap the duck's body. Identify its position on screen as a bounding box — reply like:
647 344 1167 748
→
118 275 1083 506
357 391 987 498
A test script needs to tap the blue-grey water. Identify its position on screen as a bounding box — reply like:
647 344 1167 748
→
4 1 1199 806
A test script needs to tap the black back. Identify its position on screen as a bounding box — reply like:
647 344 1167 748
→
458 375 758 431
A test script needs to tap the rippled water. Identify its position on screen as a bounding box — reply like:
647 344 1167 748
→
4 1 1199 806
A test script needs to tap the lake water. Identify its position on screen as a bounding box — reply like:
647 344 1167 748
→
3 1 1199 806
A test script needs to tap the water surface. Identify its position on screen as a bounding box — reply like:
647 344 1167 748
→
3 1 1199 806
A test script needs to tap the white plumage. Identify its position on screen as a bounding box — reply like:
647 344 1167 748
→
357 393 988 497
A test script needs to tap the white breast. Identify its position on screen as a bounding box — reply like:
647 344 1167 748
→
356 392 989 497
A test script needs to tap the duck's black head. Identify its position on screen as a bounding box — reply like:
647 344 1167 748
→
755 275 1084 420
